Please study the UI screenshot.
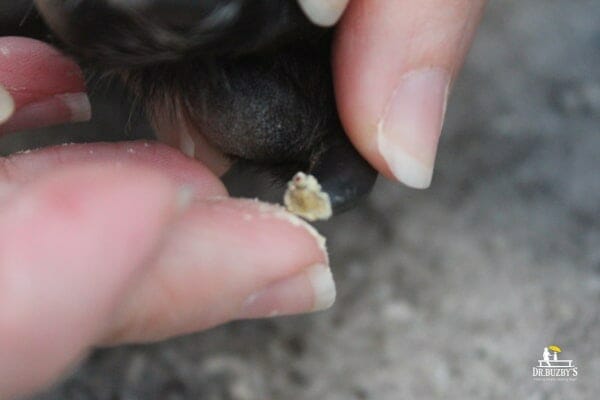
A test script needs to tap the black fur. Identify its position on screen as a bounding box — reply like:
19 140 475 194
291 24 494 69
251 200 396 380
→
2 0 377 214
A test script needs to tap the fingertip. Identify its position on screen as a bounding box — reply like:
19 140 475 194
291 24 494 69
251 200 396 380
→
0 37 86 101
0 37 89 134
334 0 486 188
238 263 336 319
102 198 331 344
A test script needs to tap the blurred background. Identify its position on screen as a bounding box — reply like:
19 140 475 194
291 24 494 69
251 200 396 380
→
1 0 598 399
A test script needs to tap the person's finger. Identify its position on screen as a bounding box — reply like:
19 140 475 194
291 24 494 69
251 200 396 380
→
103 198 332 344
0 141 227 198
0 37 90 135
0 164 185 399
334 0 486 188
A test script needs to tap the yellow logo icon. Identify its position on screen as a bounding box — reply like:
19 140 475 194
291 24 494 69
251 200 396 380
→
532 344 578 381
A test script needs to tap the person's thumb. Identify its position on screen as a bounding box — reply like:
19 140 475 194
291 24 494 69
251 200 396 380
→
334 0 486 188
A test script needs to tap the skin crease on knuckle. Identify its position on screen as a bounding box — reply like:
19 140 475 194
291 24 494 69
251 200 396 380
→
0 0 377 215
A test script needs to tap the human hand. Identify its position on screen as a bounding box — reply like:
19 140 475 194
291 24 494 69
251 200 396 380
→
0 37 332 399
156 0 487 190
0 0 487 393
332 0 487 188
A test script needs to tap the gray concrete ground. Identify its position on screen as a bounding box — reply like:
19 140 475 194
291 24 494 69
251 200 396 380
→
2 0 598 399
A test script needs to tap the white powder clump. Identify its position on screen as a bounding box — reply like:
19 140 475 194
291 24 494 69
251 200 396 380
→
283 172 332 222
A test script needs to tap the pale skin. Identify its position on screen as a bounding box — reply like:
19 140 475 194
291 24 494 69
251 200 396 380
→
0 1 486 397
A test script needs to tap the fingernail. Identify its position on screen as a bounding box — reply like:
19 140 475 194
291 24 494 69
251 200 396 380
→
306 263 336 311
0 92 91 134
298 0 350 26
0 85 15 124
377 68 450 189
239 263 336 319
